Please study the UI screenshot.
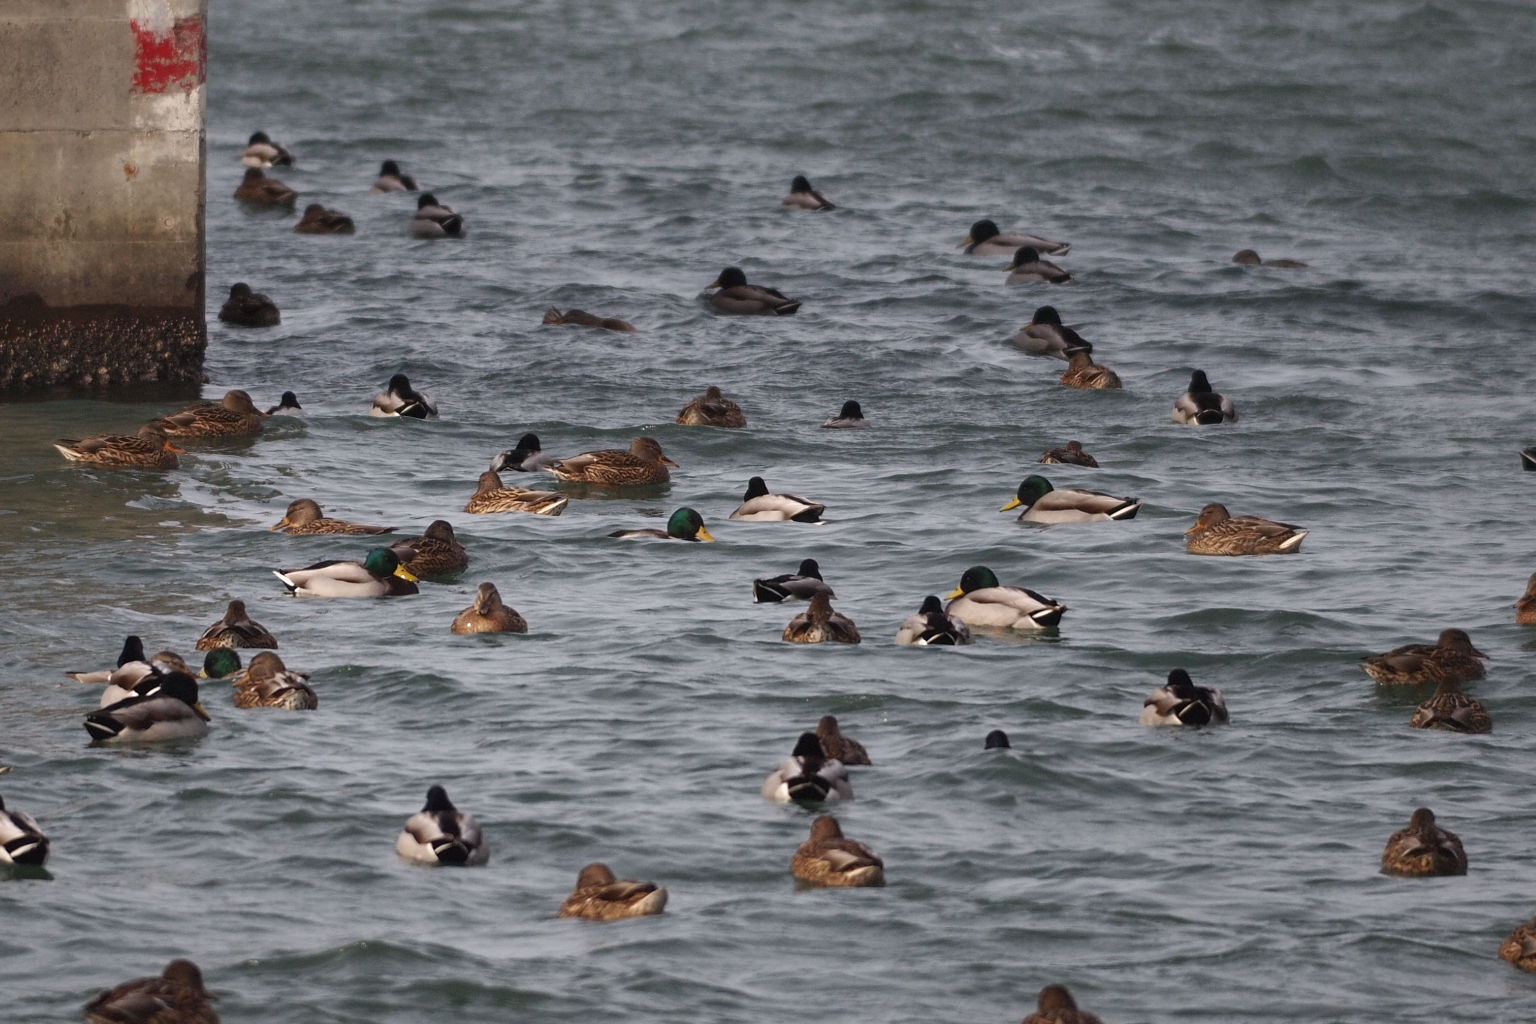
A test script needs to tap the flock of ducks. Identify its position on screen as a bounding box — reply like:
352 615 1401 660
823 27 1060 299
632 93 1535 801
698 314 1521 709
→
13 134 1536 1021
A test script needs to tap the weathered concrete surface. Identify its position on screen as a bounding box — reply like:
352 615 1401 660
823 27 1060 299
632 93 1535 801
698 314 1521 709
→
0 0 207 390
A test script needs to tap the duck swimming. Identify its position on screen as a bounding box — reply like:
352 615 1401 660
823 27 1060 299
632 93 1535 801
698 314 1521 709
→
895 595 973 646
960 218 1070 257
217 282 280 326
1039 440 1099 467
266 391 303 415
1060 349 1122 389
1380 807 1466 876
542 307 638 332
1006 247 1072 284
1516 574 1536 625
371 159 418 192
814 715 872 765
232 652 318 710
558 863 669 920
1002 475 1139 523
1500 917 1536 973
781 175 836 211
676 385 747 427
409 193 465 238
241 130 293 167
783 592 861 644
94 651 192 707
730 476 826 522
705 266 801 315
1015 306 1087 359
944 565 1066 630
753 558 833 603
1362 628 1487 686
194 599 278 650
155 389 266 437
1172 370 1237 424
273 547 420 598
370 373 438 419
84 672 211 744
1022 984 1103 1024
0 795 49 866
396 785 488 865
451 582 527 635
1185 503 1307 555
270 498 394 535
492 433 562 473
984 729 1011 750
549 437 676 487
53 424 183 469
761 732 853 804
1140 669 1229 726
1232 249 1307 269
610 507 715 542
821 400 868 428
465 470 570 516
84 959 219 1024
1409 677 1492 733
294 203 356 234
64 634 146 685
391 520 471 575
234 166 297 206
792 816 884 887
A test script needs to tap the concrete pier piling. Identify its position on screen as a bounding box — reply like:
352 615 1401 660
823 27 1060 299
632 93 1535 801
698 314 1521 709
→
0 0 207 390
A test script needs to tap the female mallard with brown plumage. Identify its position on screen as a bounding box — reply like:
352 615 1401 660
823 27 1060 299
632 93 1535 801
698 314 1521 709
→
548 437 676 487
53 424 184 469
814 715 871 765
155 390 266 437
1039 440 1099 467
234 166 297 206
1380 807 1466 876
1060 348 1121 389
792 815 884 887
1516 573 1536 625
676 385 747 427
451 582 527 634
294 203 355 234
1500 917 1536 973
541 307 637 332
558 863 669 920
1361 628 1487 685
270 498 394 535
1409 678 1492 734
1185 503 1307 555
783 592 861 644
1022 984 1103 1024
195 599 278 650
464 470 570 515
84 959 220 1024
390 520 470 576
231 652 317 710
705 266 801 315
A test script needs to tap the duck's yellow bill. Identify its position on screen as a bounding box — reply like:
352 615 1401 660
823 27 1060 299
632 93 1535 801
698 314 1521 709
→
193 701 211 721
394 565 420 583
1000 497 1023 512
958 237 974 248
695 527 716 542
945 587 964 600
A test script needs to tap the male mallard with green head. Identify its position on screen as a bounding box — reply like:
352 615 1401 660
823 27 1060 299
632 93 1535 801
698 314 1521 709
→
1006 247 1072 284
1002 475 1139 523
273 547 419 598
960 218 1070 257
1015 306 1087 359
1173 370 1238 424
1141 669 1229 726
396 785 488 865
730 476 826 522
610 507 715 542
944 565 1066 630
705 266 801 315
761 733 853 804
895 595 971 646
753 558 833 602
85 672 211 744
0 795 49 867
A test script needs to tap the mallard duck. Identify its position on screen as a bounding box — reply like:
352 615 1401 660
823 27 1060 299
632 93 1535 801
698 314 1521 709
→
273 547 420 598
464 470 569 516
753 558 833 603
558 863 669 920
1060 349 1122 389
1380 807 1466 877
1039 440 1099 467
1521 448 1536 471
271 498 394 535
217 282 280 326
1003 475 1139 524
761 733 853 803
821 400 867 428
155 390 266 437
1362 628 1487 685
53 424 183 469
1233 249 1307 269
610 507 714 541
783 592 861 644
984 729 1011 750
409 193 464 238
944 565 1066 630
98 652 193 707
451 582 527 635
234 166 296 206
241 130 293 167
705 266 800 315
1185 503 1307 555
491 433 562 473
371 159 418 193
676 385 747 427
1015 306 1088 359
960 218 1070 257
84 672 210 744
232 652 317 710
84 959 219 1024
1500 917 1536 973
370 373 438 419
396 785 488 865
1022 984 1103 1024
389 520 470 576
541 307 637 332
194 599 278 650
64 635 146 685
792 815 884 887
895 595 972 646
199 649 241 679
1410 678 1492 733
1172 370 1238 424
1517 574 1536 625
731 476 826 522
1006 247 1072 284
0 795 49 866
266 391 302 415
1140 669 1229 726
294 203 355 234
549 436 676 486
814 715 871 765
782 175 836 211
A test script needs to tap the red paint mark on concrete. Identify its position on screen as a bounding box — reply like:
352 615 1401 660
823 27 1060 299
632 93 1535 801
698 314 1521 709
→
131 16 206 94
123 162 139 179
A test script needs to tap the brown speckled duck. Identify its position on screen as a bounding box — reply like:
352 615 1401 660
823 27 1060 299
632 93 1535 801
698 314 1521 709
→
814 715 871 765
84 959 220 1024
1380 808 1466 877
1362 629 1487 686
558 863 669 920
1022 984 1103 1024
390 520 470 576
53 424 183 469
1039 440 1099 467
676 385 747 427
1409 678 1492 734
1185 503 1307 555
1060 349 1122 390
234 166 297 207
791 815 884 887
1516 574 1536 625
451 582 527 635
217 282 280 326
541 307 637 332
231 651 317 710
271 499 394 536
705 266 801 315
155 390 266 438
1500 917 1536 973
548 437 676 487
782 592 861 644
195 599 278 651
464 470 570 515
1233 248 1307 269
294 203 355 234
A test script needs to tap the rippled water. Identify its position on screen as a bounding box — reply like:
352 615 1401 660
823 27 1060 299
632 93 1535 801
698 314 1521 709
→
4 0 1536 1020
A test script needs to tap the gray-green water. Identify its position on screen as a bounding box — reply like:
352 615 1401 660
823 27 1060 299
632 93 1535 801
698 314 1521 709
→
4 0 1536 1020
